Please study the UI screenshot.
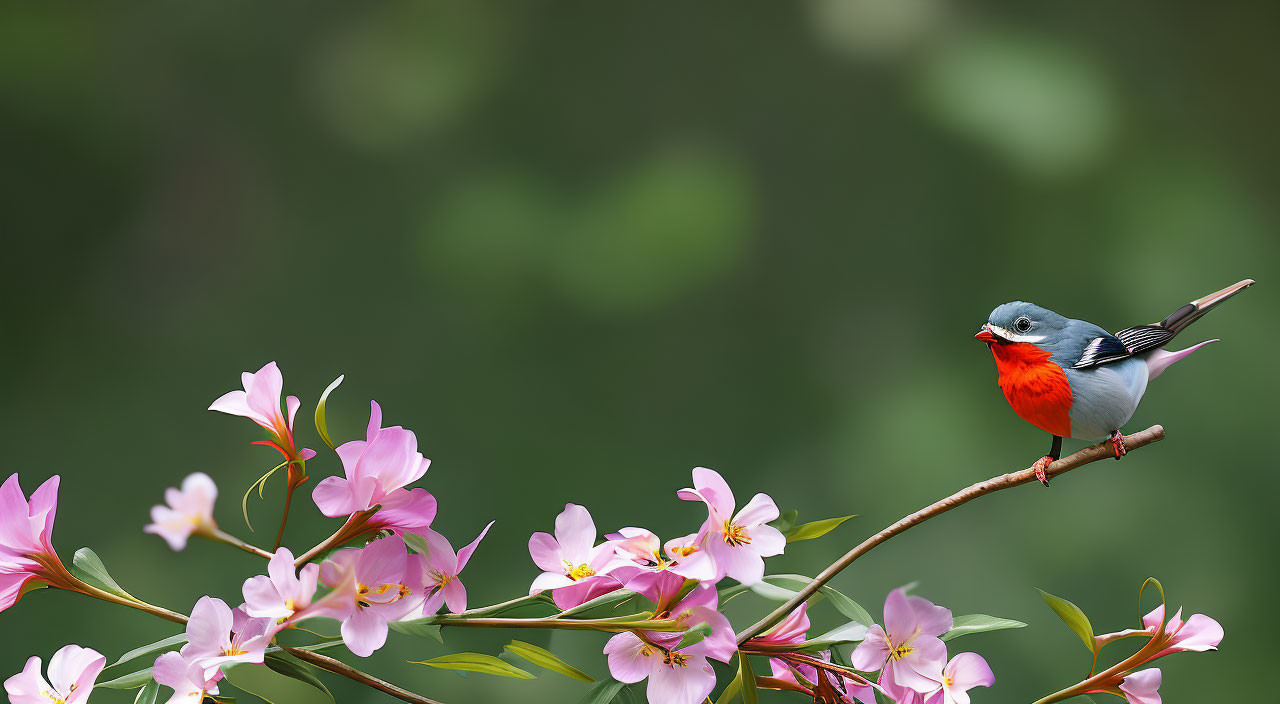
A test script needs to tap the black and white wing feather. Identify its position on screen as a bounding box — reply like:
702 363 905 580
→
1114 325 1176 356
1070 334 1131 369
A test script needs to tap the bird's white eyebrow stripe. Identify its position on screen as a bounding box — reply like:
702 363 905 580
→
988 324 1046 343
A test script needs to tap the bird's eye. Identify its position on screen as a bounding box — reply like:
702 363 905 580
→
1014 316 1032 333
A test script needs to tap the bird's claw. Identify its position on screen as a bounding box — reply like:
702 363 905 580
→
1033 456 1054 487
1109 430 1128 460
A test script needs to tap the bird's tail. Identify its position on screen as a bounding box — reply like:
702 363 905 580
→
1158 279 1255 335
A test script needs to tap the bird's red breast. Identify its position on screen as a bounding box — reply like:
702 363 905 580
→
985 341 1073 437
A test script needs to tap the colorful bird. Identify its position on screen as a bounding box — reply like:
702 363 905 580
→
976 279 1254 486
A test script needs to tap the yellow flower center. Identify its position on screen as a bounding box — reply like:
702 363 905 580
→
722 521 751 547
672 544 699 557
356 582 408 608
284 598 297 612
568 564 597 581
662 652 690 668
640 645 654 657
943 675 954 687
43 693 66 704
889 643 914 660
222 646 248 656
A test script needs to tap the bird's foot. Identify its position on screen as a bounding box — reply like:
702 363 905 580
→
1109 430 1128 460
1033 456 1054 487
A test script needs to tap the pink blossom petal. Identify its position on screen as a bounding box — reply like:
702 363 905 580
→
603 632 654 684
761 603 810 645
373 488 437 532
850 625 891 671
554 504 597 565
882 588 916 643
455 521 494 573
528 532 564 573
27 476 60 548
366 400 384 442
47 645 104 704
185 596 234 655
422 589 445 616
896 635 948 693
441 578 468 614
530 572 576 593
734 493 780 527
551 575 623 609
648 652 717 704
705 538 765 585
685 467 736 519
745 524 786 558
908 595 953 638
242 575 288 619
421 529 459 575
1118 669 1161 704
4 656 53 704
312 476 360 518
1166 613 1223 653
944 652 994 703
286 396 301 431
341 608 389 657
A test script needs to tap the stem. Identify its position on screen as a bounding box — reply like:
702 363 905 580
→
294 506 381 567
458 593 549 617
208 528 274 560
272 483 296 552
75 583 189 625
284 647 446 704
1029 634 1165 704
735 425 1167 643
433 615 685 633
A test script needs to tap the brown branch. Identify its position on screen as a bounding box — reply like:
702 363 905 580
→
284 647 447 704
735 425 1167 644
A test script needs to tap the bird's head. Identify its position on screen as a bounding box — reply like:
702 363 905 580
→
975 301 1069 347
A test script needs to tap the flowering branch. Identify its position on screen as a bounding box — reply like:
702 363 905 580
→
735 424 1167 644
283 647 446 704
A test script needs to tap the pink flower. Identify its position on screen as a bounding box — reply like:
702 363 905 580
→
605 528 717 586
179 597 278 679
152 651 223 704
3 644 105 704
528 503 632 609
925 652 994 704
242 547 320 620
1118 669 1161 704
312 401 436 532
1141 604 1224 659
603 583 736 704
311 535 422 657
603 631 717 704
0 474 73 612
144 472 218 551
852 588 953 694
757 604 816 685
677 467 785 585
209 361 316 463
415 521 494 615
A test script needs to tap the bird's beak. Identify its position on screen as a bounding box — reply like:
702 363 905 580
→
974 324 998 343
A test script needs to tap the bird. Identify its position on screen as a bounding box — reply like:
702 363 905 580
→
975 279 1254 486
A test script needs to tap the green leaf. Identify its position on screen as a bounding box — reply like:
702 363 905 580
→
109 634 187 668
133 680 160 704
749 581 802 601
315 374 345 451
1038 589 1096 653
402 531 429 555
98 668 154 690
1139 576 1165 614
410 652 537 679
71 547 137 601
226 660 325 704
503 640 594 683
941 614 1028 642
263 651 333 700
804 621 870 649
740 654 759 704
577 678 626 704
557 589 638 618
388 617 445 643
673 622 714 652
265 639 347 655
768 574 875 628
770 509 799 535
714 668 742 704
785 515 857 542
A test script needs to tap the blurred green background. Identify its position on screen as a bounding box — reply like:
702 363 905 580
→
2 1 1275 702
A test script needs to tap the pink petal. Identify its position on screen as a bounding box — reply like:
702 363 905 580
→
850 625 891 671
0 474 34 552
554 504 597 565
882 588 916 643
366 400 384 442
455 520 494 573
442 578 468 614
530 572 575 593
745 523 786 558
896 635 948 693
145 507 195 551
185 597 233 655
3 656 52 703
374 488 437 531
677 605 736 663
762 602 810 645
908 595 953 638
286 396 301 431
945 652 994 693
341 608 390 657
528 532 564 573
244 362 284 427
1166 613 1224 652
551 575 623 609
208 389 255 421
1142 604 1166 631
648 652 717 704
421 529 458 575
687 467 736 519
1118 669 1162 704
705 537 765 585
422 589 445 616
356 535 409 588
48 645 103 702
603 632 654 684
312 476 360 517
242 575 288 619
734 493 780 527
27 475 60 549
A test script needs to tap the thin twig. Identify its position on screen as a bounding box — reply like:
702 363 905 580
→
433 615 685 633
735 426 1167 643
285 647 447 704
208 528 274 560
